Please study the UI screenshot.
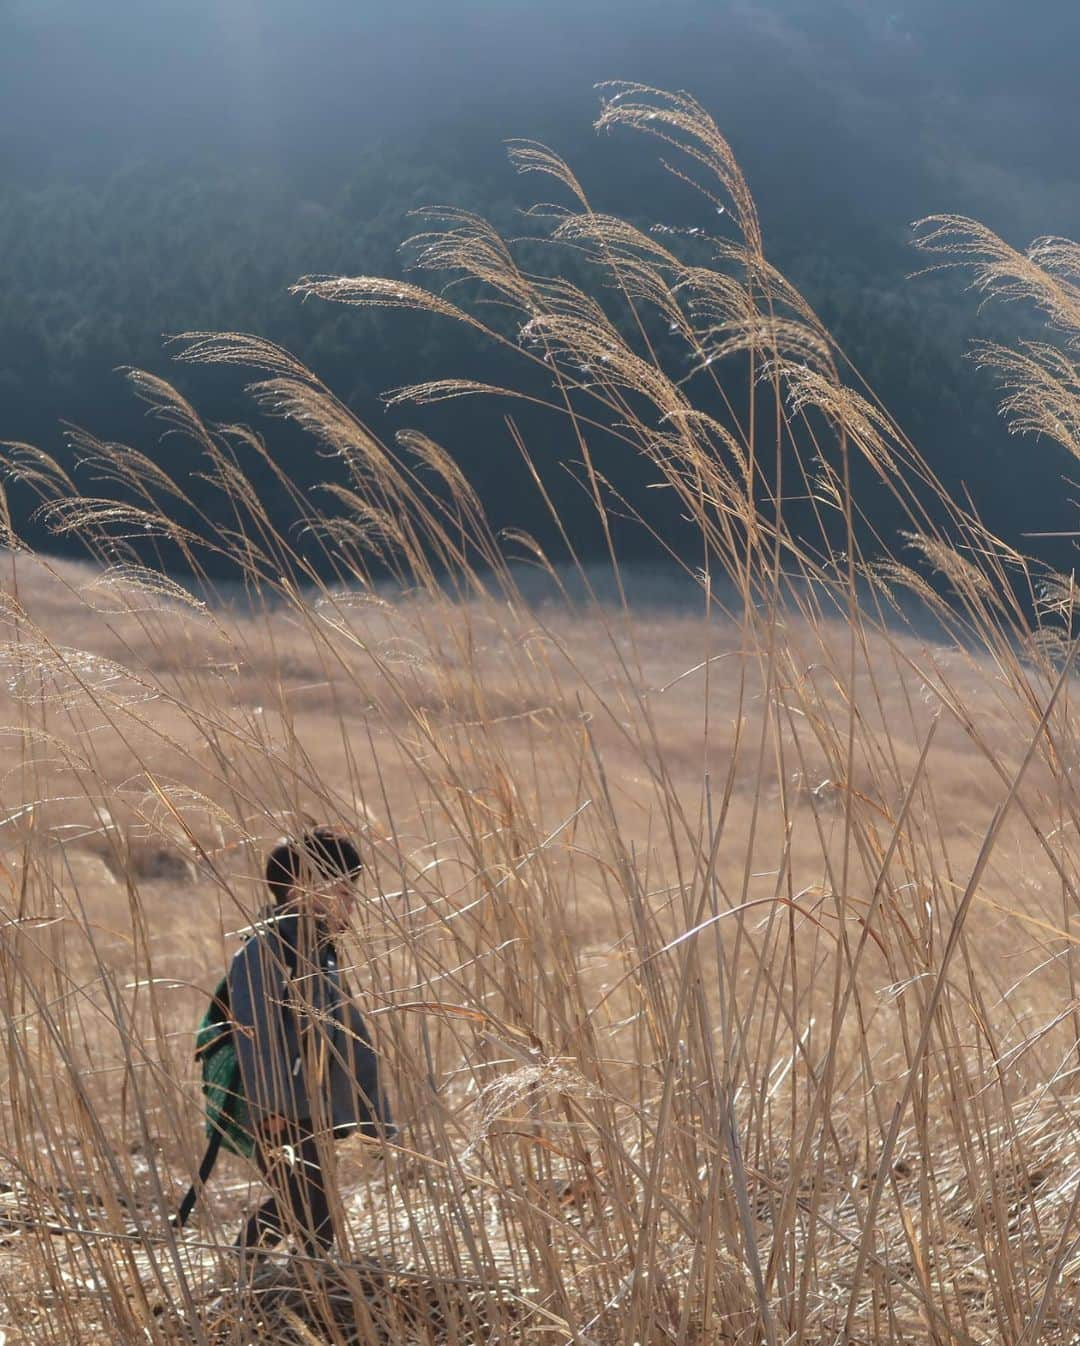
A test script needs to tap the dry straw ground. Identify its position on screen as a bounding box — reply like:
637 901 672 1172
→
2 85 1080 1346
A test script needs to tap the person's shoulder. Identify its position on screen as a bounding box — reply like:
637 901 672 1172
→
230 909 293 961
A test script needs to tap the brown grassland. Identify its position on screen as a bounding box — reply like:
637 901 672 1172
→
3 86 1080 1345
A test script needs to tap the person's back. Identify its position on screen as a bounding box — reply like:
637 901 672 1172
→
228 905 390 1142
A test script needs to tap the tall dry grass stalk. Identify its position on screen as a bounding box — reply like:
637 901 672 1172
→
2 85 1080 1344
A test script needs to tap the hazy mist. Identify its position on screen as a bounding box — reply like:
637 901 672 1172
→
5 1 1078 234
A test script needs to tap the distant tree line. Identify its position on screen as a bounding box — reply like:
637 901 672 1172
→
0 133 1075 583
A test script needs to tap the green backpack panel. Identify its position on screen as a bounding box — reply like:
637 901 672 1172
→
195 975 254 1160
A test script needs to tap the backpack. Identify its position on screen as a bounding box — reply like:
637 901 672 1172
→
175 922 314 1227
174 961 258 1227
194 975 255 1161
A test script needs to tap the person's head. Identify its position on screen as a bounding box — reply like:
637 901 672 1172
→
265 826 363 931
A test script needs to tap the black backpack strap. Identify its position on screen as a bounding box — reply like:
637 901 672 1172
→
172 1127 224 1229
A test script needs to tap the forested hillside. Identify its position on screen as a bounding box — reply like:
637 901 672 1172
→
2 0 1078 576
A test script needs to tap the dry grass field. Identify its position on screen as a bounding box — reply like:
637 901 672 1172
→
3 85 1080 1346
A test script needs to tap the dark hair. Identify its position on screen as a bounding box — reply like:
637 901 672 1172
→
265 826 363 905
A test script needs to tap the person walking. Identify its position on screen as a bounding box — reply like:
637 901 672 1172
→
227 826 393 1259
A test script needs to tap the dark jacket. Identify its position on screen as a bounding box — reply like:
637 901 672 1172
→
227 909 393 1138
